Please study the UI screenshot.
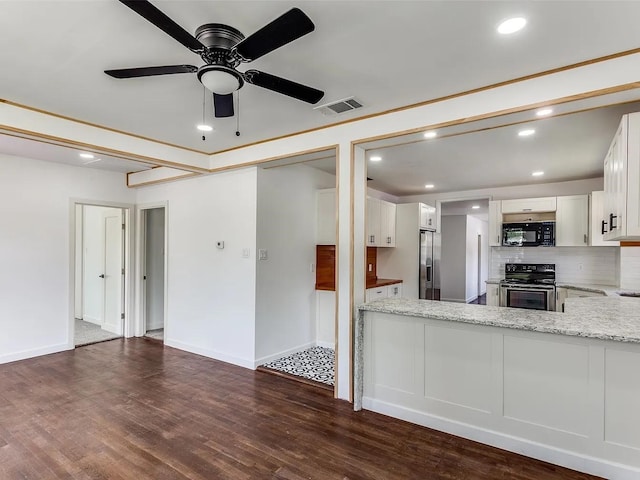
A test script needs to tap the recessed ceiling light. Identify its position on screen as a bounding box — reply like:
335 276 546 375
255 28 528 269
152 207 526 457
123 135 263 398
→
425 184 435 189
423 131 437 139
472 205 480 209
497 17 527 35
518 129 536 137
532 171 544 176
536 108 553 117
370 156 382 162
79 153 94 159
197 124 213 132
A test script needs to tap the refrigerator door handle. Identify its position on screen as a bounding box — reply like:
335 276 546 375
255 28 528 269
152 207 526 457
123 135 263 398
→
426 265 432 282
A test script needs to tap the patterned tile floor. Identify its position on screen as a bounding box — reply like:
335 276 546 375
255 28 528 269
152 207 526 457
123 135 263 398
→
261 347 335 386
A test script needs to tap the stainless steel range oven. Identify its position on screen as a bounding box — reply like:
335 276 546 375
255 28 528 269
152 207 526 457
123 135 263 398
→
499 263 556 311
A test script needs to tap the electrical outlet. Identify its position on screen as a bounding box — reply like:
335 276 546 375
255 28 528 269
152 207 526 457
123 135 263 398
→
310 263 315 273
242 248 250 258
368 263 373 272
258 249 268 260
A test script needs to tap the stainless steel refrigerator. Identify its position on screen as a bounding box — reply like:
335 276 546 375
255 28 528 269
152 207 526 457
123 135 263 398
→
419 230 440 300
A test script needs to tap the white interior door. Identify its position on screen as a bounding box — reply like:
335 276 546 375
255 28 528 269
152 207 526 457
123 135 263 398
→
103 212 123 335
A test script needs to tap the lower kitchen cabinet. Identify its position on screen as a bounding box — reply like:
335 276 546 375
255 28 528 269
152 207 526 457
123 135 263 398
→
365 283 403 302
486 283 499 306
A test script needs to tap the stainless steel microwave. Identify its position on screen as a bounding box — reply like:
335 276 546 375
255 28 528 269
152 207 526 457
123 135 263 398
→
502 222 555 247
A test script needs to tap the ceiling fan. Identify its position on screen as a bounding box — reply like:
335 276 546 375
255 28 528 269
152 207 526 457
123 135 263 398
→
105 0 325 118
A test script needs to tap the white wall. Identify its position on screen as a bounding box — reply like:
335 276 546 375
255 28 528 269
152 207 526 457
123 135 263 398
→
0 154 135 364
255 164 335 364
440 216 467 302
620 247 640 290
135 168 258 368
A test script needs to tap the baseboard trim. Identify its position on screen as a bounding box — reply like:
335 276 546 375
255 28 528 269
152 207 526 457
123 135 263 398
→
362 397 640 480
253 341 315 369
164 339 254 370
441 297 466 303
0 343 71 365
316 341 335 349
82 315 101 326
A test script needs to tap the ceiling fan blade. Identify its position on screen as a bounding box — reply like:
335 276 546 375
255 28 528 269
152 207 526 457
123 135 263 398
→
244 70 324 104
105 65 198 78
234 8 315 61
213 93 234 118
118 0 204 52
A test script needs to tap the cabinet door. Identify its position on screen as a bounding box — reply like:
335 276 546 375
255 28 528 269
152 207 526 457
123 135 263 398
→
380 201 396 247
486 284 500 306
366 286 388 302
316 189 336 245
388 283 402 298
488 201 502 246
556 195 588 246
556 288 568 312
501 197 557 213
589 191 619 246
367 197 381 246
627 113 640 238
604 117 628 240
420 203 436 231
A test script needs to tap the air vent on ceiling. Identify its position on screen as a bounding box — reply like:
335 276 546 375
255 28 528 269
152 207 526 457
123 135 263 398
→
314 97 363 116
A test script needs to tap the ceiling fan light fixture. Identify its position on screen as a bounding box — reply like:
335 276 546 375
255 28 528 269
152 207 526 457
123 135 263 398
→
197 65 244 95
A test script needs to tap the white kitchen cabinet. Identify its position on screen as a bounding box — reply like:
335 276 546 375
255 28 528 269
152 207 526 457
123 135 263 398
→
419 203 437 231
556 195 589 246
589 191 619 246
603 112 640 240
367 197 397 247
380 200 397 247
486 283 499 306
556 287 568 312
501 197 557 214
365 282 403 302
316 188 336 245
388 283 402 298
488 200 502 246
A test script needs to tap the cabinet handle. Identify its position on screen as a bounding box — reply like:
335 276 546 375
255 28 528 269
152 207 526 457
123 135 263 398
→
610 213 617 230
369 235 375 243
522 208 532 212
583 233 588 244
601 220 608 235
387 236 391 244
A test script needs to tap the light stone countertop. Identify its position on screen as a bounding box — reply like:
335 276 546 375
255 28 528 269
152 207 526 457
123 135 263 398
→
358 296 640 343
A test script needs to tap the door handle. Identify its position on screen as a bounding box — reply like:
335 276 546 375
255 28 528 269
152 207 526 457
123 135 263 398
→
99 274 105 278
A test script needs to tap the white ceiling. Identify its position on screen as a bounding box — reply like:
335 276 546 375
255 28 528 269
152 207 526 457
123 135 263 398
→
2 0 640 158
0 0 640 191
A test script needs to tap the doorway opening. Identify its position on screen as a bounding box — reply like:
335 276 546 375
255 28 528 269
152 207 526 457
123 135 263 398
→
73 203 128 347
141 206 166 342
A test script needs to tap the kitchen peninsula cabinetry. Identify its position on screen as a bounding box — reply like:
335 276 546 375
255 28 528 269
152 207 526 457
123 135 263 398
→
367 197 396 247
603 112 640 240
555 195 588 246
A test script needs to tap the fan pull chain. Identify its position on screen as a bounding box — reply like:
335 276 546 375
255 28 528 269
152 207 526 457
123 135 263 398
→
202 87 207 141
235 91 241 137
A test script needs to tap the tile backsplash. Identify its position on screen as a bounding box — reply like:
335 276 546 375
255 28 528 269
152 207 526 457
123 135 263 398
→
490 247 619 285
620 247 640 290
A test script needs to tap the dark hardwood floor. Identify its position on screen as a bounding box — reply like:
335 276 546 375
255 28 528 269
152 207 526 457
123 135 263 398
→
0 339 601 480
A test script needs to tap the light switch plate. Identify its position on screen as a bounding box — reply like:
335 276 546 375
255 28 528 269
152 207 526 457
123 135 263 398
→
258 249 268 260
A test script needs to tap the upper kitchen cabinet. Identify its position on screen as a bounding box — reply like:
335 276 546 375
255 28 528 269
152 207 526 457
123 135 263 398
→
501 197 557 214
603 112 640 240
367 197 397 247
488 200 502 246
419 203 437 231
556 195 589 246
317 188 336 245
589 191 619 246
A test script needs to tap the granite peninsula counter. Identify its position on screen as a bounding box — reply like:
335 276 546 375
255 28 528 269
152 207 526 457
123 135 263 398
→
355 296 640 479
